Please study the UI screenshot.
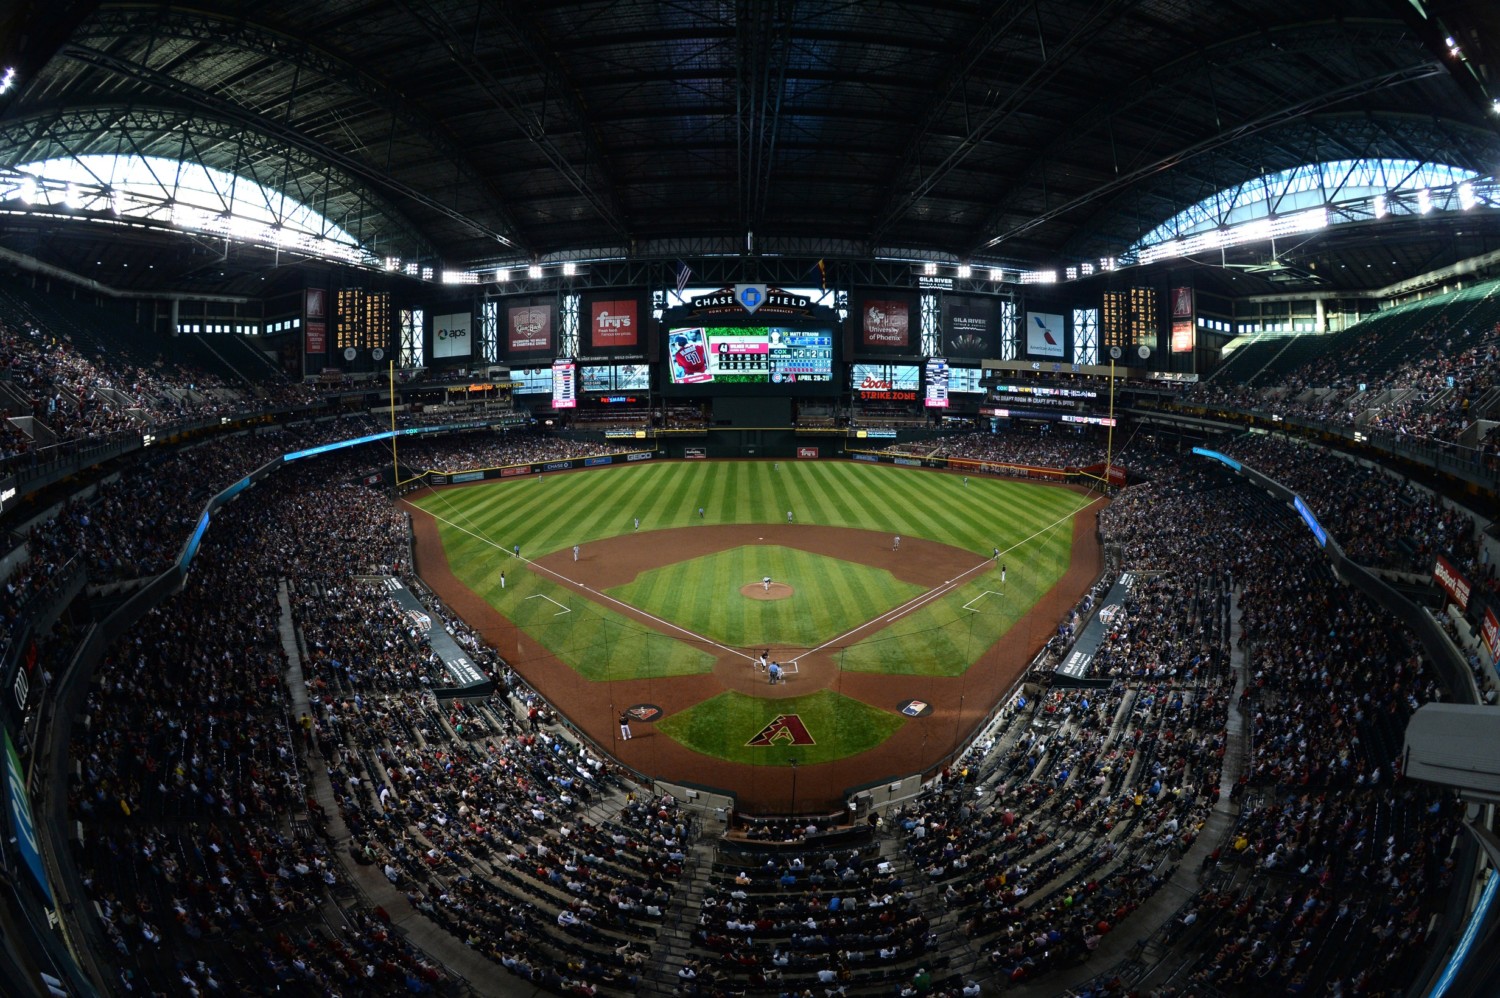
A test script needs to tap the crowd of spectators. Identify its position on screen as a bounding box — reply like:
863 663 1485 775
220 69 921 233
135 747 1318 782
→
1218 434 1491 595
0 308 325 465
685 836 937 994
68 461 455 994
394 428 629 475
879 428 1110 473
1183 288 1500 468
1107 453 1458 995
0 362 1476 997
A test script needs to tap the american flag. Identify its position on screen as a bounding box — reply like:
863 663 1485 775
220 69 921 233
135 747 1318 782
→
673 260 692 299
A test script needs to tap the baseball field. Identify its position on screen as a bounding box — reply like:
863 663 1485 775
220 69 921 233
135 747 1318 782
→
406 457 1103 811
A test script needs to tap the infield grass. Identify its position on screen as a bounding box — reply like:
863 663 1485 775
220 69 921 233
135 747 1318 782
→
605 545 926 647
656 689 904 766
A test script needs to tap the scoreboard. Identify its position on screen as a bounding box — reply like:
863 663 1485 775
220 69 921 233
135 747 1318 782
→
335 289 390 351
667 326 833 385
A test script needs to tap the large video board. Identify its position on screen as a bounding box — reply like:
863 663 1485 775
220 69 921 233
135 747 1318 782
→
666 326 834 386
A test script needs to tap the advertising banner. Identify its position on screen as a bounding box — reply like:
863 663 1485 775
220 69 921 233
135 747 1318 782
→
381 578 493 696
862 299 911 349
1079 462 1128 485
1433 555 1472 611
797 447 819 459
1171 319 1195 354
4 727 51 902
590 299 639 349
1171 287 1193 319
508 304 554 354
1055 573 1138 682
433 312 472 358
942 297 996 358
305 321 326 355
305 287 327 319
1024 312 1066 358
1481 607 1499 665
685 447 707 459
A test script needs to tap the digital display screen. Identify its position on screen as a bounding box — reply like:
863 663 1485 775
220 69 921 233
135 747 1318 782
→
851 364 920 390
924 358 949 408
948 366 984 393
852 363 920 402
552 359 577 409
512 367 553 394
668 326 833 385
582 364 651 392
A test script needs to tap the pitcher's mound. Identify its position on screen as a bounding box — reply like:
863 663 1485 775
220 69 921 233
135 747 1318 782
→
741 582 794 601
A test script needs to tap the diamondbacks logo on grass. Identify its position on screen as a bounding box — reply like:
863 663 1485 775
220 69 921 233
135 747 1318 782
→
746 714 816 747
627 704 662 723
898 699 933 718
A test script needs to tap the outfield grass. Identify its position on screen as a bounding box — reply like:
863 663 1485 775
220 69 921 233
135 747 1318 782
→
655 690 905 765
604 545 927 647
412 459 1091 680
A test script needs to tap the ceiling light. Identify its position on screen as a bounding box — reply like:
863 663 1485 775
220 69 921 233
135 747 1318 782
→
1458 182 1476 210
0 67 15 94
956 264 971 278
1416 188 1432 213
988 268 1003 281
562 261 577 276
527 263 542 279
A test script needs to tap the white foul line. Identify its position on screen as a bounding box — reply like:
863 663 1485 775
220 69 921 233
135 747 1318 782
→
962 591 1004 612
525 593 572 615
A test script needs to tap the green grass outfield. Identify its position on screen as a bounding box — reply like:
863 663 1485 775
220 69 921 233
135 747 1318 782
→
605 545 927 648
411 459 1090 679
656 690 905 765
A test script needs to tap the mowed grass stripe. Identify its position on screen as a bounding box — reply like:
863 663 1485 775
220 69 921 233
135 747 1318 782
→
895 474 991 552
798 463 850 523
799 461 861 526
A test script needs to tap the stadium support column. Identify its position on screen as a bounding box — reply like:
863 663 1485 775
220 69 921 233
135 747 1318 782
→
1106 346 1119 489
389 361 399 497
